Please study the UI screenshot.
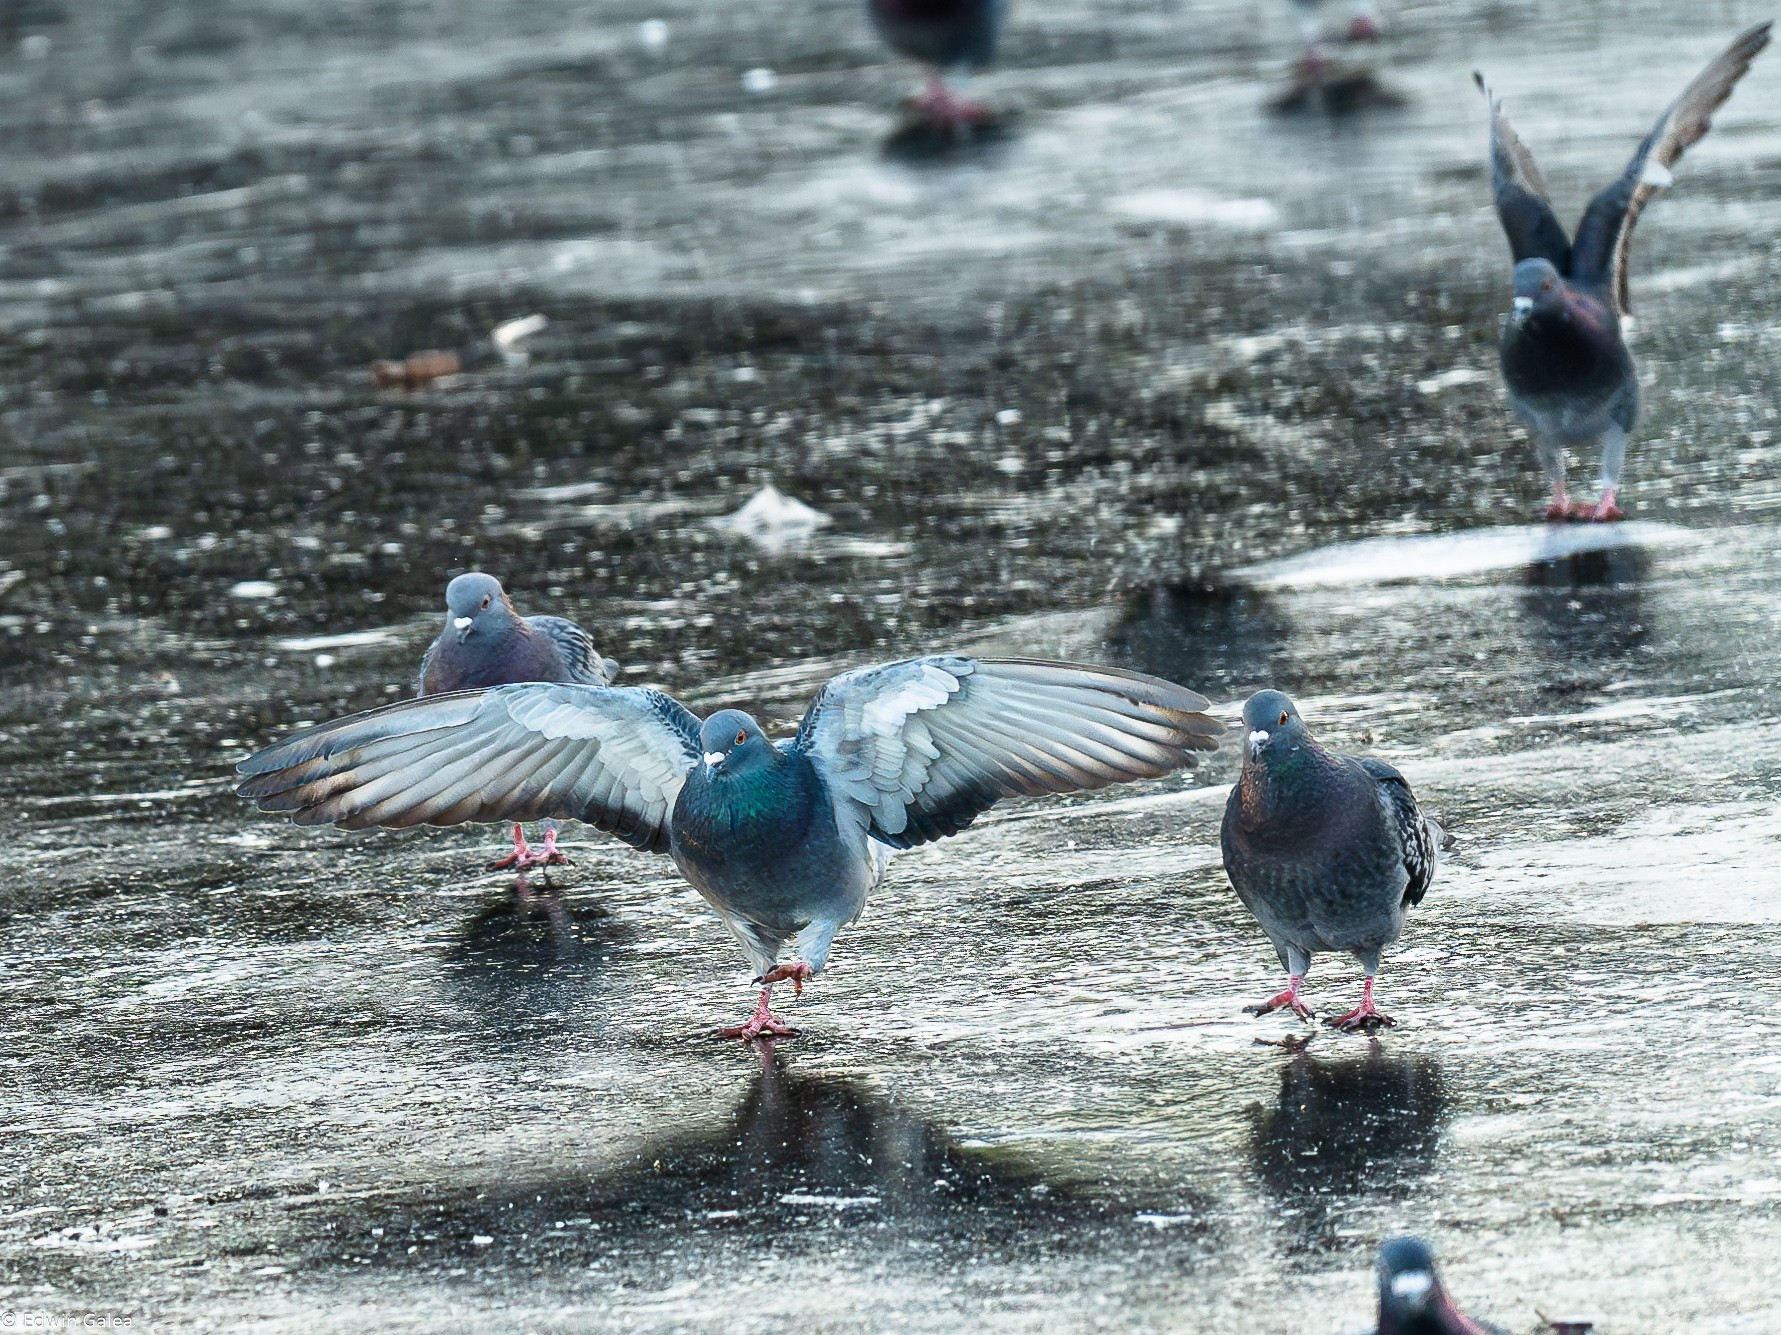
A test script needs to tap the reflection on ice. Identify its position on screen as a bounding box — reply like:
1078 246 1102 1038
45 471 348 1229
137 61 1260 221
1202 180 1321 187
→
1233 523 1700 590
1249 1043 1447 1252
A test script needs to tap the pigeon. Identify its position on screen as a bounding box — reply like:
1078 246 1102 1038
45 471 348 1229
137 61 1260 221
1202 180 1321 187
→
238 655 1221 1039
866 0 1006 128
418 572 619 871
1476 23 1771 522
1220 690 1448 1031
1367 1237 1509 1335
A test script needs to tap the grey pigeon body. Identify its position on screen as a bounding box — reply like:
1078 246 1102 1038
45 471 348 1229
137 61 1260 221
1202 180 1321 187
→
417 572 619 870
1477 23 1770 521
1221 690 1445 1030
418 571 617 696
239 655 1221 1038
1366 1237 1508 1335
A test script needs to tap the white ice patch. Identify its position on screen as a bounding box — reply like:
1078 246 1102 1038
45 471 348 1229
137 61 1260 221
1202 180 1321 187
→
229 580 278 600
1415 366 1487 395
1109 189 1280 231
707 482 832 553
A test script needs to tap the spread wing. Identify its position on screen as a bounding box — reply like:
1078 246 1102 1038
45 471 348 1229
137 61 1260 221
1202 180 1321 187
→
1475 71 1573 270
527 615 620 685
1360 757 1445 908
793 656 1221 850
236 684 701 852
1571 21 1771 315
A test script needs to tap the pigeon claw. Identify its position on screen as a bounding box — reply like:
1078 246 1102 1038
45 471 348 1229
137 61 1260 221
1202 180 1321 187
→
718 986 800 1041
758 961 814 995
486 823 572 872
1244 980 1314 1021
908 77 993 130
1325 1004 1397 1033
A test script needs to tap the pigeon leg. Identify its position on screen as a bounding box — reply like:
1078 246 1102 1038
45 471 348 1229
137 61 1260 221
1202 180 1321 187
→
1326 975 1396 1032
487 821 571 872
1578 426 1628 520
718 985 799 1041
1245 974 1313 1020
913 71 990 128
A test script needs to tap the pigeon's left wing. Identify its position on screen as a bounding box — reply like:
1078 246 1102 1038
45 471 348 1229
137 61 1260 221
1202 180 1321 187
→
1474 73 1573 270
1571 21 1771 315
527 615 620 685
794 656 1221 849
237 683 701 852
1360 757 1444 908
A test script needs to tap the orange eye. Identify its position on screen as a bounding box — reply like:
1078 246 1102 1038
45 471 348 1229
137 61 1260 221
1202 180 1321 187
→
1278 711 1290 725
480 596 491 609
735 730 747 746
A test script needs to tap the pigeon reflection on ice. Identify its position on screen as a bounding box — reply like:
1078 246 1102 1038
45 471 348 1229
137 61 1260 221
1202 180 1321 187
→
417 572 621 873
237 655 1220 1039
1249 1045 1447 1253
1519 546 1650 664
1477 23 1772 522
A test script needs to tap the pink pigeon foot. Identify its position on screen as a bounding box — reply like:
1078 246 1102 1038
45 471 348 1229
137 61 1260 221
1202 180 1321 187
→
486 822 571 872
910 75 991 128
718 986 799 1041
1575 489 1625 522
758 961 814 994
1326 977 1396 1032
1245 974 1314 1020
1544 483 1573 522
1346 16 1381 42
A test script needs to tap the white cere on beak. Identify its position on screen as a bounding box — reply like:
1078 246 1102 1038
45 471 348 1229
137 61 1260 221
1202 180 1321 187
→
1247 728 1270 754
1390 1272 1434 1307
453 616 473 629
1511 296 1533 318
703 751 726 769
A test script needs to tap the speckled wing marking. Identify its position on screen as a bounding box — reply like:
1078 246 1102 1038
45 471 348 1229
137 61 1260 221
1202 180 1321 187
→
793 655 1221 850
1360 757 1441 908
1474 71 1573 270
1571 21 1771 316
236 683 701 852
527 615 619 685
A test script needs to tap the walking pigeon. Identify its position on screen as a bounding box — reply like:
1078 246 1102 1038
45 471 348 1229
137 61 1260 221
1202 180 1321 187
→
418 572 619 871
1220 690 1448 1031
238 655 1220 1039
866 0 1005 128
1477 22 1771 521
1368 1237 1509 1335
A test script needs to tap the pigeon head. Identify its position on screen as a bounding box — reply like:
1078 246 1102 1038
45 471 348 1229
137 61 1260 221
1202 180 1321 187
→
700 709 773 777
1240 689 1310 760
443 573 514 643
1375 1236 1449 1329
1509 257 1564 324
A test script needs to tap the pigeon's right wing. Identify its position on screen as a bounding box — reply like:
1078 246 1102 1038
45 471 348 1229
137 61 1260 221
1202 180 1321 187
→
527 615 619 685
1570 22 1771 315
237 684 702 853
1474 73 1573 269
794 655 1221 849
1360 757 1442 908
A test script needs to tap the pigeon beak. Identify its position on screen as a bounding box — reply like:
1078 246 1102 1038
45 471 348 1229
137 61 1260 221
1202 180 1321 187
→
453 615 473 642
1510 296 1533 322
1390 1271 1434 1312
703 751 726 772
1247 728 1270 757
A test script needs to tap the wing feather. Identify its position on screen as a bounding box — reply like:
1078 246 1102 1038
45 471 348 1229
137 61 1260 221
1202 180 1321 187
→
795 656 1221 850
1474 71 1574 269
1571 22 1771 314
237 684 702 852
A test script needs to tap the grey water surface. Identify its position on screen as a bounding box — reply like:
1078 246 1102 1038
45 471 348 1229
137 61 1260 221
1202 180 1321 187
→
4 1 1781 1331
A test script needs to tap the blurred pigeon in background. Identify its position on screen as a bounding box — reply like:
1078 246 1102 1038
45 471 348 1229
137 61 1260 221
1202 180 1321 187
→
1368 1237 1509 1335
418 571 619 871
1477 22 1771 521
867 0 1005 128
1221 691 1448 1031
239 656 1221 1039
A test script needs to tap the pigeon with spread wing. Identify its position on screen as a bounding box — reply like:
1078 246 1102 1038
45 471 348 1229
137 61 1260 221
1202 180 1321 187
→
239 655 1220 1039
1476 23 1770 520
